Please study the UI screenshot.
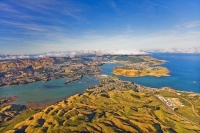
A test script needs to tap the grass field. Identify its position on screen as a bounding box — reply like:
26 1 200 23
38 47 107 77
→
0 109 37 133
3 89 200 133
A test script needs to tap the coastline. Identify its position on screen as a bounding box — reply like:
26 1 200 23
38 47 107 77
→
112 66 170 77
0 54 199 106
3 77 200 132
0 77 63 88
0 77 69 89
0 96 19 105
25 96 71 109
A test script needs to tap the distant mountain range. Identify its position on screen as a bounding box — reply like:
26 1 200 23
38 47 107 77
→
0 48 199 60
0 50 147 60
148 47 200 53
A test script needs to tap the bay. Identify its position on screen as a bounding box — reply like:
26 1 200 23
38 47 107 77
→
108 53 200 92
0 77 99 105
0 53 199 105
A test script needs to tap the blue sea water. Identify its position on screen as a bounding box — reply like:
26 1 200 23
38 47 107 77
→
0 53 199 104
152 53 200 92
102 53 200 92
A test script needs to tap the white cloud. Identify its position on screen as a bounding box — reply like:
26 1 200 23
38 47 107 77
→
0 1 200 54
30 29 200 53
176 21 200 29
184 21 200 28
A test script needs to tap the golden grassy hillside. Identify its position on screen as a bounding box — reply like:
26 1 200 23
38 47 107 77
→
113 67 169 77
3 90 200 133
0 58 54 73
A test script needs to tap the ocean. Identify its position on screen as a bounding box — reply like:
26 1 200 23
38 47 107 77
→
0 53 199 104
101 53 200 92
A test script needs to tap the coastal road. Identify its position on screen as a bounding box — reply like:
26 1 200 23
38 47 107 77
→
154 95 200 128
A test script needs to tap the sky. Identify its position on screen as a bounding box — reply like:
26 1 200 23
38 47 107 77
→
0 0 200 54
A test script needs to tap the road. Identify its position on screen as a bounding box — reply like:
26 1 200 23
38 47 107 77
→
154 95 200 128
178 95 200 118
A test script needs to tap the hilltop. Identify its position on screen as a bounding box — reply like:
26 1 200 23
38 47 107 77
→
1 77 200 133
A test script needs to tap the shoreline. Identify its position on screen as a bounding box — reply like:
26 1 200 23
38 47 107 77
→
25 97 69 109
113 72 170 77
0 56 199 106
1 76 199 114
0 96 19 106
0 77 65 88
112 66 170 78
0 77 70 89
7 82 199 111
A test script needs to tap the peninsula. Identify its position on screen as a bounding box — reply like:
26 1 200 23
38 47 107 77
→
113 66 169 77
111 55 170 77
0 55 169 87
2 54 197 133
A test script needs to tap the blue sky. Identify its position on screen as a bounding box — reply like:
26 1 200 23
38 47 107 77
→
0 0 200 54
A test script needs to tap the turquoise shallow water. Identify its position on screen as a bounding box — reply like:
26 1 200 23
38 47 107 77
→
0 77 99 104
0 53 199 104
